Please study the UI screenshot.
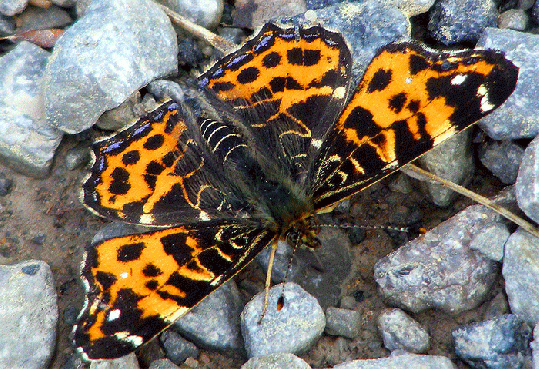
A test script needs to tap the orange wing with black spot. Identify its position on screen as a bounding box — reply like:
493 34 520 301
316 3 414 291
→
83 101 250 226
199 23 352 180
74 221 276 360
310 42 518 210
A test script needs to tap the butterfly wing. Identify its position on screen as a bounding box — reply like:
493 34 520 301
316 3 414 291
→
310 42 518 211
199 23 352 181
83 100 252 226
74 221 276 360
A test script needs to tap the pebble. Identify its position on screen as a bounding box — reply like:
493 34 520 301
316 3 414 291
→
0 40 62 178
331 353 457 369
15 5 73 32
378 309 429 354
148 358 180 369
233 0 306 29
44 0 178 134
531 323 539 369
479 140 524 185
477 28 539 140
64 142 91 171
157 0 224 29
385 0 435 17
0 173 13 197
172 281 244 355
515 136 539 224
453 315 532 368
0 261 58 369
374 202 502 315
325 307 361 339
160 330 199 365
241 282 325 358
90 353 140 368
428 0 498 45
96 91 142 131
241 353 311 369
498 9 529 31
0 13 14 35
0 0 27 16
503 227 539 325
415 130 474 207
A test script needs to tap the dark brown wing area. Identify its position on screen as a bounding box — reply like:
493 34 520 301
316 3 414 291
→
310 42 518 211
74 221 276 360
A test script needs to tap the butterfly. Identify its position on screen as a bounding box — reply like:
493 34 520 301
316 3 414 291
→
73 23 518 360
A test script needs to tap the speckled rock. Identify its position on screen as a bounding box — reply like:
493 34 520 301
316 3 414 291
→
479 140 524 185
160 331 198 365
498 9 528 31
15 4 72 32
477 28 539 140
428 0 498 45
172 281 244 355
0 261 58 369
453 315 532 368
0 41 62 178
374 203 502 315
515 136 539 224
241 282 325 358
44 0 178 134
90 353 140 368
157 0 224 29
503 228 539 325
0 0 27 16
241 353 312 369
332 353 457 369
378 309 429 353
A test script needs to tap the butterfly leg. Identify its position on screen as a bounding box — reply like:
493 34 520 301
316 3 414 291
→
257 241 279 324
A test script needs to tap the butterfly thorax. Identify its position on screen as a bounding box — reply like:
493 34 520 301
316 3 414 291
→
282 214 321 250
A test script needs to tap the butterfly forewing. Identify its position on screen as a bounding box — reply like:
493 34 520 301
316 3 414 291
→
310 42 518 211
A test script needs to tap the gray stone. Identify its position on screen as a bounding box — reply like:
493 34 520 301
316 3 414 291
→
515 136 539 224
325 307 361 339
65 142 91 171
16 4 72 32
160 331 198 365
453 315 532 369
385 0 435 17
172 280 244 355
0 41 62 178
378 309 429 354
332 353 457 369
44 0 178 134
498 9 529 31
428 0 498 45
0 261 58 369
468 223 510 261
149 358 180 369
233 0 306 29
241 282 325 358
477 29 539 140
146 80 185 105
90 353 140 369
156 0 224 29
415 130 474 207
503 228 539 325
374 203 502 315
288 1 410 85
479 140 524 185
0 0 27 16
241 353 312 369
532 322 539 369
483 292 510 321
51 0 76 7
96 91 142 131
0 13 14 35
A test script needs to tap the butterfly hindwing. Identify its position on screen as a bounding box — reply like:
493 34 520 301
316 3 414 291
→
74 221 276 360
310 42 518 210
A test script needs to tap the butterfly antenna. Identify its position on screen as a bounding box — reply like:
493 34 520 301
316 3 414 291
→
319 223 409 233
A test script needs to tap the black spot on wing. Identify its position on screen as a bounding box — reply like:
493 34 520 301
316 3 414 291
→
117 242 144 262
389 92 407 113
263 51 281 68
409 53 430 75
368 69 392 92
109 167 130 195
143 134 165 150
237 67 259 84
